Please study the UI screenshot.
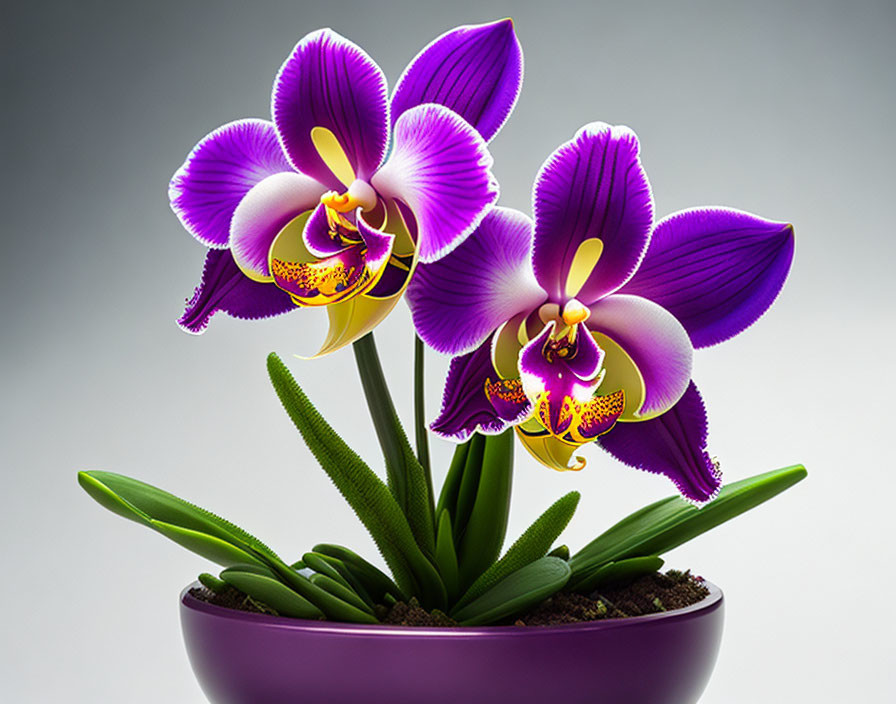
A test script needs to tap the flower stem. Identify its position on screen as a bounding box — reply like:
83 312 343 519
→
414 334 432 484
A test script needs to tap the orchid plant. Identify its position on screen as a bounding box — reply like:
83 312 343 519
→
80 20 806 627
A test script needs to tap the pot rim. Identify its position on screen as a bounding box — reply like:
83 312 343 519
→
181 578 723 637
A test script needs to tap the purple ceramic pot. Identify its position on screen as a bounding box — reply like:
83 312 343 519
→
181 581 724 704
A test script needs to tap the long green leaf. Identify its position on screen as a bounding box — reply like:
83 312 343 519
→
309 573 374 615
269 564 380 624
434 510 459 601
452 557 571 626
413 335 432 482
435 441 469 520
457 430 514 589
267 354 445 608
570 464 808 575
78 471 282 565
302 552 353 591
353 333 435 555
313 543 405 602
452 434 485 542
455 491 580 610
219 567 324 620
149 520 267 568
308 553 375 608
569 555 664 593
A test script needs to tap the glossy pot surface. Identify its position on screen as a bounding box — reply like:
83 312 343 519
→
181 581 724 704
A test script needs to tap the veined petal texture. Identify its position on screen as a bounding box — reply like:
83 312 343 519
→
620 207 795 348
391 19 522 143
407 207 545 355
169 119 292 248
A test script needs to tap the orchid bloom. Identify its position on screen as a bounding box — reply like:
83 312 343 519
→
408 123 794 503
169 20 522 354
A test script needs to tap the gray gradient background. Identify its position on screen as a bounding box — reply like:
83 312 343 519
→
3 0 894 701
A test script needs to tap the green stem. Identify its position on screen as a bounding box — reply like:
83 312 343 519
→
353 332 408 511
414 335 434 505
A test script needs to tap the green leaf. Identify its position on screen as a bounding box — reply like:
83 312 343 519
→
452 557 571 626
149 520 267 568
434 510 459 601
268 564 380 624
457 430 514 589
197 573 227 594
302 552 353 591
570 464 808 575
435 441 469 520
353 333 435 555
452 434 485 542
413 335 432 482
569 556 664 593
307 553 375 608
547 545 570 560
268 353 446 609
455 491 580 611
219 567 324 620
309 573 374 615
77 471 281 565
312 543 406 602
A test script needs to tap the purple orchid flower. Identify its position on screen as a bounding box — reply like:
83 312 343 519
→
169 20 522 355
408 122 794 503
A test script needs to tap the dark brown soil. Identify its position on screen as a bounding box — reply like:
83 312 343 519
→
190 569 709 627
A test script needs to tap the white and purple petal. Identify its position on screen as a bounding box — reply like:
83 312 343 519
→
431 340 530 441
229 172 326 281
178 249 296 334
620 208 795 348
598 381 722 504
372 103 498 263
407 207 545 355
586 294 692 420
272 29 389 189
169 119 292 248
532 123 654 304
391 19 522 143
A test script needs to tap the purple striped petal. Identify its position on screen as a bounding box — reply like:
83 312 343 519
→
532 123 654 304
178 249 296 334
229 172 326 281
272 29 389 189
302 202 348 257
431 340 530 441
407 207 545 355
391 19 522 143
620 208 795 348
169 119 292 248
598 382 722 504
586 294 692 420
372 104 498 263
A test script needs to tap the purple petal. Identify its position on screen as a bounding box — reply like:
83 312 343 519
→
431 340 530 441
598 382 722 504
391 19 522 143
178 249 296 334
620 208 795 348
272 29 389 189
302 202 347 257
532 123 654 304
229 172 326 280
169 119 292 248
586 294 693 420
372 104 498 263
407 207 545 355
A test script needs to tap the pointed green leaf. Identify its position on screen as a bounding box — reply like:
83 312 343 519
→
313 543 406 602
452 557 571 626
268 564 380 624
435 441 470 520
309 573 374 615
569 555 664 593
219 568 324 620
308 553 375 607
434 510 459 601
268 353 446 609
147 520 266 568
78 471 281 565
455 491 579 611
457 430 514 589
452 434 485 542
570 465 808 575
